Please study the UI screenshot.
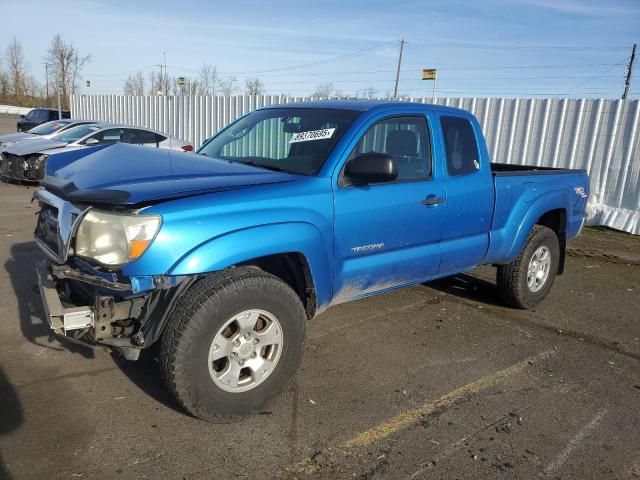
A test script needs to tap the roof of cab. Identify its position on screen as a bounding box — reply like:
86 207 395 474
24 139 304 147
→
263 99 470 115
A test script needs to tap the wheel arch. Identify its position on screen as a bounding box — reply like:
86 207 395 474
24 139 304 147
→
535 208 567 274
167 222 332 313
237 252 317 319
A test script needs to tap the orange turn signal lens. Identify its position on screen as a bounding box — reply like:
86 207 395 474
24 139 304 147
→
129 239 151 260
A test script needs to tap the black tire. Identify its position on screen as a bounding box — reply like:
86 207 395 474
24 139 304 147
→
159 267 306 422
496 225 560 309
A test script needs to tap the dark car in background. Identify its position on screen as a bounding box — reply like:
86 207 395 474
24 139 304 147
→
17 108 71 131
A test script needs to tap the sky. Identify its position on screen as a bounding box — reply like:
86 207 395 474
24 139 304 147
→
1 0 639 99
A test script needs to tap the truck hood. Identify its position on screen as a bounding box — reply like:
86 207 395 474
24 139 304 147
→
5 137 68 156
41 143 299 206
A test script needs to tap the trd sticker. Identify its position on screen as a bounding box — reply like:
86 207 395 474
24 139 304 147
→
289 128 336 143
574 186 587 198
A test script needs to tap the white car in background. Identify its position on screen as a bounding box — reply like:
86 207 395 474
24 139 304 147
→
1 124 193 181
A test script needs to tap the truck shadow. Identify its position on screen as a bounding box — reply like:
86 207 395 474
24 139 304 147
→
113 349 186 415
0 366 23 480
426 273 505 308
4 242 94 358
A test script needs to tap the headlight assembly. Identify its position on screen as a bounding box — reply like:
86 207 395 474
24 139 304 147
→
74 210 162 266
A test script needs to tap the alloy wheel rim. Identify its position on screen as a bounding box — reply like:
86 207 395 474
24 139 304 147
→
207 309 284 393
527 245 551 293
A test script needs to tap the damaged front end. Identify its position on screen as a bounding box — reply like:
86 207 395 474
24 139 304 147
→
34 259 194 360
1 153 47 181
33 188 195 360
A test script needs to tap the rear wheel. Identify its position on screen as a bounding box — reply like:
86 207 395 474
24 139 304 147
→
496 225 560 309
159 267 306 422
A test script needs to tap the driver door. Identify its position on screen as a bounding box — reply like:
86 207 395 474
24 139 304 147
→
333 115 445 302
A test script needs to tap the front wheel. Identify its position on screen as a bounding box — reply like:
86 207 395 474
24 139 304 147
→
496 225 560 309
159 267 306 422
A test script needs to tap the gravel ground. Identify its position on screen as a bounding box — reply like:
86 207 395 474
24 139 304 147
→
0 114 18 134
0 114 639 480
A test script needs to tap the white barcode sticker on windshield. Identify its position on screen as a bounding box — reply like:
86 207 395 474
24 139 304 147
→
289 128 335 143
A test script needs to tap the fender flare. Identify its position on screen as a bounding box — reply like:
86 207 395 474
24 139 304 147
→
489 189 570 264
167 222 334 308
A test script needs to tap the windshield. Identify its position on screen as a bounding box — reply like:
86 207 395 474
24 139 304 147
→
197 108 360 176
28 120 71 136
53 125 101 143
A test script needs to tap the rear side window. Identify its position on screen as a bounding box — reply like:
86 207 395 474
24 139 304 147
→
440 116 480 177
35 109 49 122
84 128 124 144
121 129 163 146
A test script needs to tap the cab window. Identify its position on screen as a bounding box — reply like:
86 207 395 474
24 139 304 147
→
350 116 431 181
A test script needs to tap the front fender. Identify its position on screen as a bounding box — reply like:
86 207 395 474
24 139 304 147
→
168 222 334 308
487 189 570 264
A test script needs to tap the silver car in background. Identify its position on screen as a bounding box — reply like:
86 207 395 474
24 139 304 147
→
0 119 97 153
1 123 193 182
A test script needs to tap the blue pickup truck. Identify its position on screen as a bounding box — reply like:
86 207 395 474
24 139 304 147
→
33 100 589 422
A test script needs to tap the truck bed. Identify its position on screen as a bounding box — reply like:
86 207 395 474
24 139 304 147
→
491 162 586 176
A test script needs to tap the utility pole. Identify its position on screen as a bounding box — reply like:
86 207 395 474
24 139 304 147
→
43 63 49 106
622 43 637 100
393 39 405 99
56 78 62 118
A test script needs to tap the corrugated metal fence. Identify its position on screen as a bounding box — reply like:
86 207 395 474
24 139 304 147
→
71 95 640 235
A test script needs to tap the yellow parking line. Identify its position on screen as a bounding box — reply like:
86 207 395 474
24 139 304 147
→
287 349 555 475
344 349 555 448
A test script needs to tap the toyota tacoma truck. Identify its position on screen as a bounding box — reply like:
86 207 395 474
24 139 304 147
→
33 100 589 422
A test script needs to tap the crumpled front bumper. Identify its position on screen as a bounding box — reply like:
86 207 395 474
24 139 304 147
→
34 259 149 360
34 259 195 360
35 259 94 335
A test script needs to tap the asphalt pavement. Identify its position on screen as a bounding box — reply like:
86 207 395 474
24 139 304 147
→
0 114 639 479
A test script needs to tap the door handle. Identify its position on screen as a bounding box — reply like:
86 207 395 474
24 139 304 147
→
421 195 444 206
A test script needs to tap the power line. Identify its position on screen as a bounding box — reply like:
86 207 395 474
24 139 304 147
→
219 41 397 75
84 65 157 77
405 40 630 52
562 62 626 95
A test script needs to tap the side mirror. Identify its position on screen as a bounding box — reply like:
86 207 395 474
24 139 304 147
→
20 115 25 119
345 153 397 185
84 138 100 146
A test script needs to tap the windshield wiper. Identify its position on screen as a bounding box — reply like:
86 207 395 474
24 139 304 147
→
242 161 284 172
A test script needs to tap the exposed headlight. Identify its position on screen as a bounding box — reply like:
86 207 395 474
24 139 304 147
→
74 211 162 266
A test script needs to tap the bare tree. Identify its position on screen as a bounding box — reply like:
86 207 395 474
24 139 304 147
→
6 37 26 102
148 70 167 95
198 64 219 95
357 86 378 99
46 34 90 107
312 82 334 97
219 76 238 96
123 72 145 95
244 77 264 95
0 70 9 101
